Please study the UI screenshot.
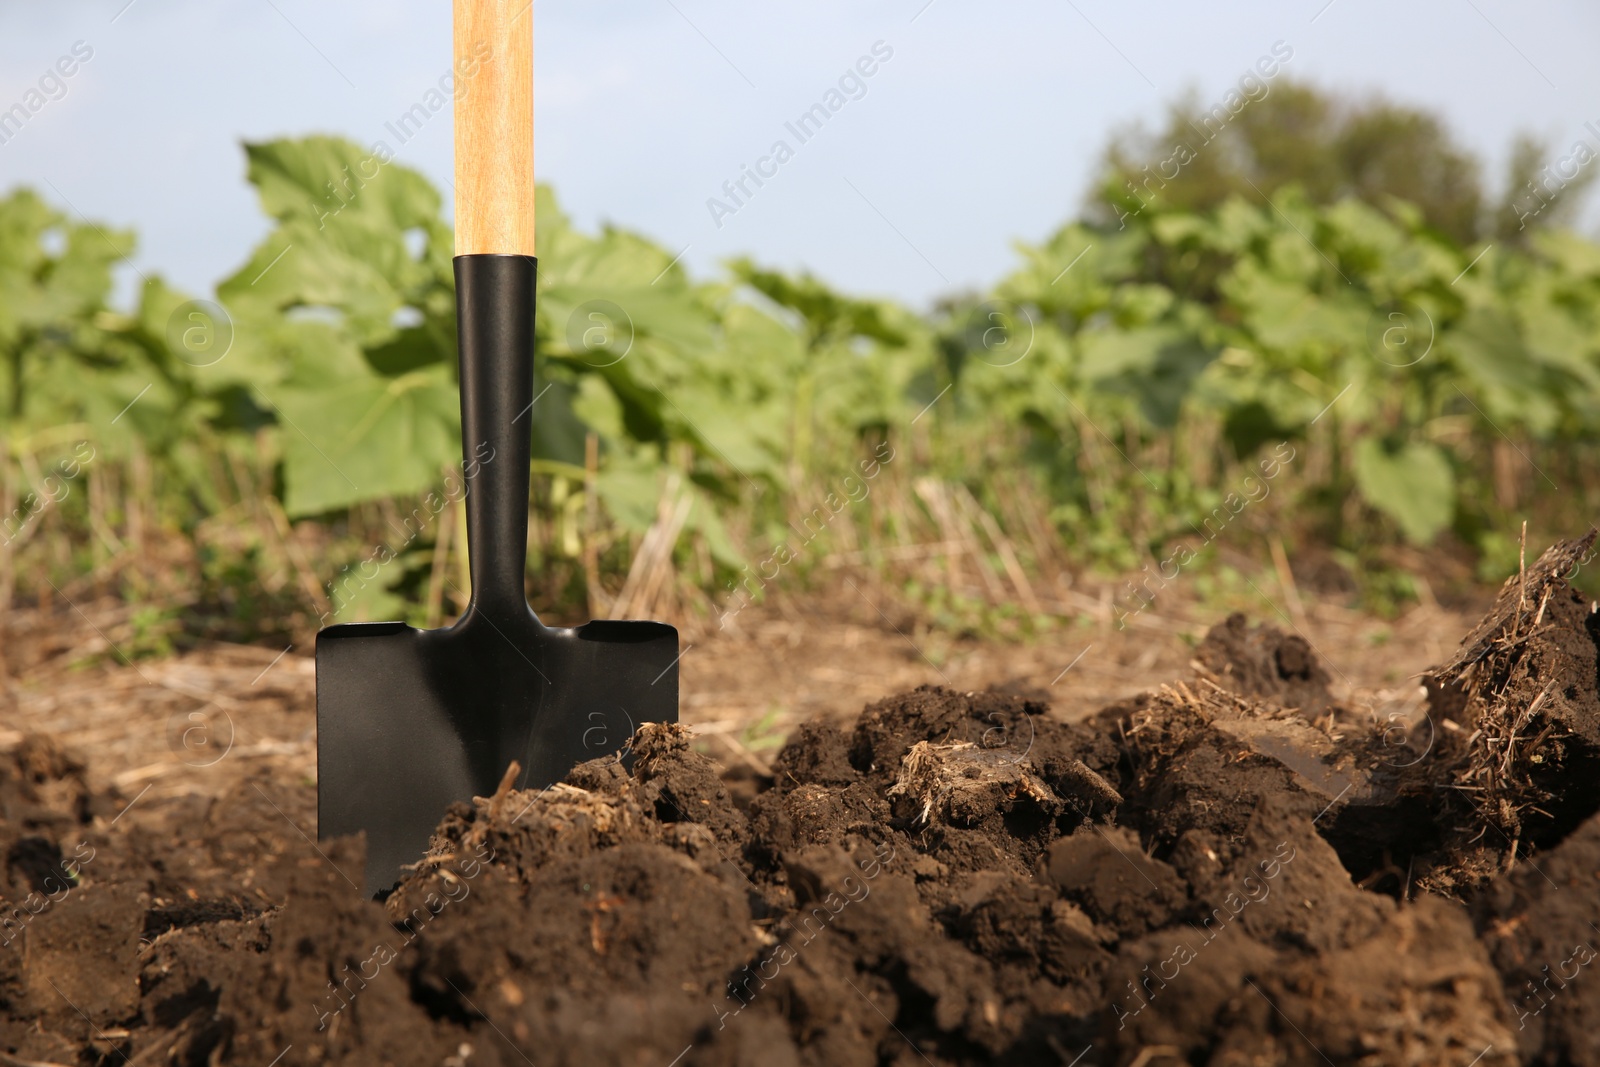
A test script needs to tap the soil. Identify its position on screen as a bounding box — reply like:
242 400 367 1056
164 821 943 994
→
0 537 1597 1065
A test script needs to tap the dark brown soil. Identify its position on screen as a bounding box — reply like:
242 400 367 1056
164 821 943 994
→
1 537 1599 1066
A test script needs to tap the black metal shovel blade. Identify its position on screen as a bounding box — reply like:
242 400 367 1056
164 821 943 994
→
317 613 677 898
316 254 680 897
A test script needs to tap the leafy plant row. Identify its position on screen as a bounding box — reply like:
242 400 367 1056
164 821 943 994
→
3 136 1597 625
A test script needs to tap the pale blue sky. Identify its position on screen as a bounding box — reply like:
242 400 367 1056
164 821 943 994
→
2 0 1597 308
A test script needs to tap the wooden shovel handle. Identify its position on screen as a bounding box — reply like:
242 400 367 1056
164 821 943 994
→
454 0 534 256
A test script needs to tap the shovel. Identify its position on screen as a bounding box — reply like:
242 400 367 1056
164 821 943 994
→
317 0 680 898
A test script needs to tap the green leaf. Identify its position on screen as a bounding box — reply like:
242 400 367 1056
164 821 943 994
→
595 455 663 534
1077 325 1215 426
242 136 443 238
268 365 460 516
1353 438 1454 544
594 457 745 569
682 482 746 569
219 137 452 346
1448 307 1559 432
527 376 590 468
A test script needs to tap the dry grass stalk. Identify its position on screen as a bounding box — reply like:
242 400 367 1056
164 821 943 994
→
610 473 691 621
263 496 329 619
424 491 455 629
0 437 14 611
582 432 606 619
913 478 968 594
1269 535 1308 633
957 484 1042 615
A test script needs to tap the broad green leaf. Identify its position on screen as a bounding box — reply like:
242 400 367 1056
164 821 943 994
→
269 365 459 516
1532 229 1600 278
219 138 452 347
1354 438 1454 544
527 376 590 468
1077 325 1215 426
572 373 627 443
1448 308 1559 432
595 456 663 533
242 137 443 238
594 457 745 568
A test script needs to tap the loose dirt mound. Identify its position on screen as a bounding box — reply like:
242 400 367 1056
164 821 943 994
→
0 536 1597 1065
1192 611 1339 717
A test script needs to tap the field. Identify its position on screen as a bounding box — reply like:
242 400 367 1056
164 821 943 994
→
6 110 1600 1065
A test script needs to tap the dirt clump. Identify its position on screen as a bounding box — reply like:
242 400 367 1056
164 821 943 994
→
1473 808 1600 1066
1102 793 1519 1066
1429 532 1600 847
1193 611 1339 716
1046 829 1185 939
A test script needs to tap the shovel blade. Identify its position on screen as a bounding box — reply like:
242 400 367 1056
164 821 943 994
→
316 614 678 897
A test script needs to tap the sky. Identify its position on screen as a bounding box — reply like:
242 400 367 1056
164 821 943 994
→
2 0 1598 310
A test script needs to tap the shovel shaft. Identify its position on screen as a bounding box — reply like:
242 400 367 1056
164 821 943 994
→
316 0 682 901
454 0 534 255
454 0 536 617
456 254 537 622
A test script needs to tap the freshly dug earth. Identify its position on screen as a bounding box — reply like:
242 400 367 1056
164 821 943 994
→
1 538 1599 1065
